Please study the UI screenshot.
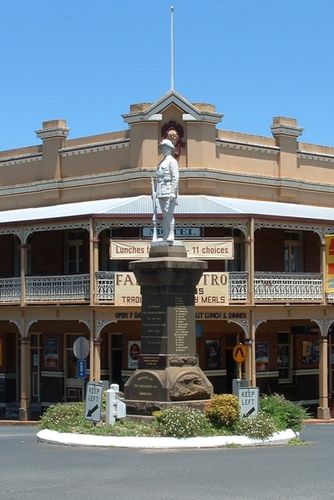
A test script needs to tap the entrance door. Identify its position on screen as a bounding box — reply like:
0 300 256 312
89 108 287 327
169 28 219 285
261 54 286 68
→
110 334 122 388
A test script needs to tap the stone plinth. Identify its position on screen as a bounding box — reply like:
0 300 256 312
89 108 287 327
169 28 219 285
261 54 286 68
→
124 242 213 413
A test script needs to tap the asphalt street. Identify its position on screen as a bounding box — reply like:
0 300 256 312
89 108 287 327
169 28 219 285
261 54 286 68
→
0 424 333 500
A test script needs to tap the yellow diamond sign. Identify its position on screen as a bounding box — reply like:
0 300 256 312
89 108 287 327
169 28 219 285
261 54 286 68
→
233 344 247 363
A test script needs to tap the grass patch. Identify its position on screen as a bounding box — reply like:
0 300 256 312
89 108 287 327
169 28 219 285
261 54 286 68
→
39 393 306 440
287 437 307 446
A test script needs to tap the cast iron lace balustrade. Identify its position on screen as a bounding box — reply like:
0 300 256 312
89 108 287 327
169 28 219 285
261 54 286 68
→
96 271 115 302
229 272 248 301
0 277 21 302
0 272 326 304
26 274 90 302
254 272 322 302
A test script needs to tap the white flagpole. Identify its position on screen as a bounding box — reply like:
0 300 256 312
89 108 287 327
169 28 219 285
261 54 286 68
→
170 6 175 90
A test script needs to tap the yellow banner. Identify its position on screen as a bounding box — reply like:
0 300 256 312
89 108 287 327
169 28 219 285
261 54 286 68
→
325 235 334 293
110 240 234 260
114 272 229 306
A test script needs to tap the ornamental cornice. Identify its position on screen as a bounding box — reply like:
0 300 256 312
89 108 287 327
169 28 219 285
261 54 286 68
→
216 139 279 155
0 154 42 167
298 151 334 163
61 140 129 157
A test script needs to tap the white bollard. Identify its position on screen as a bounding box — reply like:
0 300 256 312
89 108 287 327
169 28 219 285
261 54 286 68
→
106 384 126 426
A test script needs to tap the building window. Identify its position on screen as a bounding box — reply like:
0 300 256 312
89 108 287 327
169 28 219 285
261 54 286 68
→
277 332 292 383
65 231 85 274
284 232 303 272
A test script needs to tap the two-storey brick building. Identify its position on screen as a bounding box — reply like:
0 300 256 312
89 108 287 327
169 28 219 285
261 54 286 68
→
0 90 334 420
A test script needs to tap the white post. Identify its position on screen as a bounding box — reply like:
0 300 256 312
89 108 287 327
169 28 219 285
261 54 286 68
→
106 384 126 426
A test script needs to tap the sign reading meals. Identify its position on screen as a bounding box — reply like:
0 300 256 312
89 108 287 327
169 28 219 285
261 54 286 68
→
110 239 234 260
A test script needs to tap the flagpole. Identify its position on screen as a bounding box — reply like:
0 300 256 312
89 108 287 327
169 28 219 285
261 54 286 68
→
170 6 175 90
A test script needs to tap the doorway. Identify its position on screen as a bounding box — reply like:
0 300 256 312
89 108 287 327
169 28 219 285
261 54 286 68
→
110 334 122 388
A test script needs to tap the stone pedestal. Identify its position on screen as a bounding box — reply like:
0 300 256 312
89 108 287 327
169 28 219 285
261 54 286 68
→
124 242 213 414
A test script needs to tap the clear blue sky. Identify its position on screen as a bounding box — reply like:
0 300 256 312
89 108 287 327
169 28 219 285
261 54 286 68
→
1 0 334 150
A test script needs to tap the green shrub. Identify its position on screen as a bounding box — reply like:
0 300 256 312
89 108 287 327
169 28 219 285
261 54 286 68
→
155 406 212 438
233 412 277 440
260 394 309 432
205 394 240 429
39 402 94 433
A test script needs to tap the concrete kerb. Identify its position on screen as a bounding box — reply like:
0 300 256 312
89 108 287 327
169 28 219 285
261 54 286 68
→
36 428 297 449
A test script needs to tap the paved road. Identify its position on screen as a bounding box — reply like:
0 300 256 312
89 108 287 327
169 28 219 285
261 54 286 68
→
0 425 333 499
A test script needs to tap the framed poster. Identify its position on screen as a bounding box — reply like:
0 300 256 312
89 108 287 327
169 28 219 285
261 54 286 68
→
205 339 221 369
302 340 319 364
128 341 141 369
256 342 269 371
44 339 59 369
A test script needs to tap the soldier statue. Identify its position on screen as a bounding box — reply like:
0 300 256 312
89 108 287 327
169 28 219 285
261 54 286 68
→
152 138 179 243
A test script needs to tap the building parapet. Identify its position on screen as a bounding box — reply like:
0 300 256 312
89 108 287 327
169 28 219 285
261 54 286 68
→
0 153 43 167
216 138 279 155
60 138 130 157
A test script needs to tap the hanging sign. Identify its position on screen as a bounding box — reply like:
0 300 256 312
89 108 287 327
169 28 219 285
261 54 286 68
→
110 239 234 260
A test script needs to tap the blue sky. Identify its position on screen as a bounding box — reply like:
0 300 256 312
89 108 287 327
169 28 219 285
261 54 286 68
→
1 0 334 150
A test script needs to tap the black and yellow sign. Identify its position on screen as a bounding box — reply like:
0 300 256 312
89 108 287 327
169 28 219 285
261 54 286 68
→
233 344 247 363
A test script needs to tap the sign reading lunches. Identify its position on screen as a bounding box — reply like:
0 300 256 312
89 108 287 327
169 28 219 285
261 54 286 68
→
114 272 229 306
110 239 234 260
325 235 334 293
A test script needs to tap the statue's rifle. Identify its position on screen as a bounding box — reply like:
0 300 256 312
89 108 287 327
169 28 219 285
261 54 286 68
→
151 177 158 242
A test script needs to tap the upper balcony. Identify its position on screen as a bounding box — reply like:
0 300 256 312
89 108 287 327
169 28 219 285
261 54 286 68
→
0 271 327 305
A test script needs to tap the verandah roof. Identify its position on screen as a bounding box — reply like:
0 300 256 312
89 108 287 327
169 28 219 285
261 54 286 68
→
0 195 334 224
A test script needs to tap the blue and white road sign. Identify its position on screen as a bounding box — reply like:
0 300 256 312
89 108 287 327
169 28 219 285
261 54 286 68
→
77 359 86 379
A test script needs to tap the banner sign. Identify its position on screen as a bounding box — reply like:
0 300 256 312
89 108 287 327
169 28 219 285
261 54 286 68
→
110 239 234 260
325 235 334 293
114 272 229 306
195 272 229 306
107 310 247 321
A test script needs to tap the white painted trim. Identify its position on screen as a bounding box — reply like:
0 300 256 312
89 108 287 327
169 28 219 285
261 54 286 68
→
203 369 227 377
41 371 64 378
293 369 319 376
256 371 279 378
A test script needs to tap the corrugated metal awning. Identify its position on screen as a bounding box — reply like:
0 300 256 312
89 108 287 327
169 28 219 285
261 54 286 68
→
0 195 334 224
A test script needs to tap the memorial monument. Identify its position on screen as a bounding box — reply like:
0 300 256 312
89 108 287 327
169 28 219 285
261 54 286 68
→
124 140 213 414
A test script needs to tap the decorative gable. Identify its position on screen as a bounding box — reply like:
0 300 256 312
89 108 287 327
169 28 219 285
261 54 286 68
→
123 90 223 125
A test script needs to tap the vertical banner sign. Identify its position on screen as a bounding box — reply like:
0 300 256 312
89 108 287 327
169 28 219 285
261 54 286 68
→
325 235 334 293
